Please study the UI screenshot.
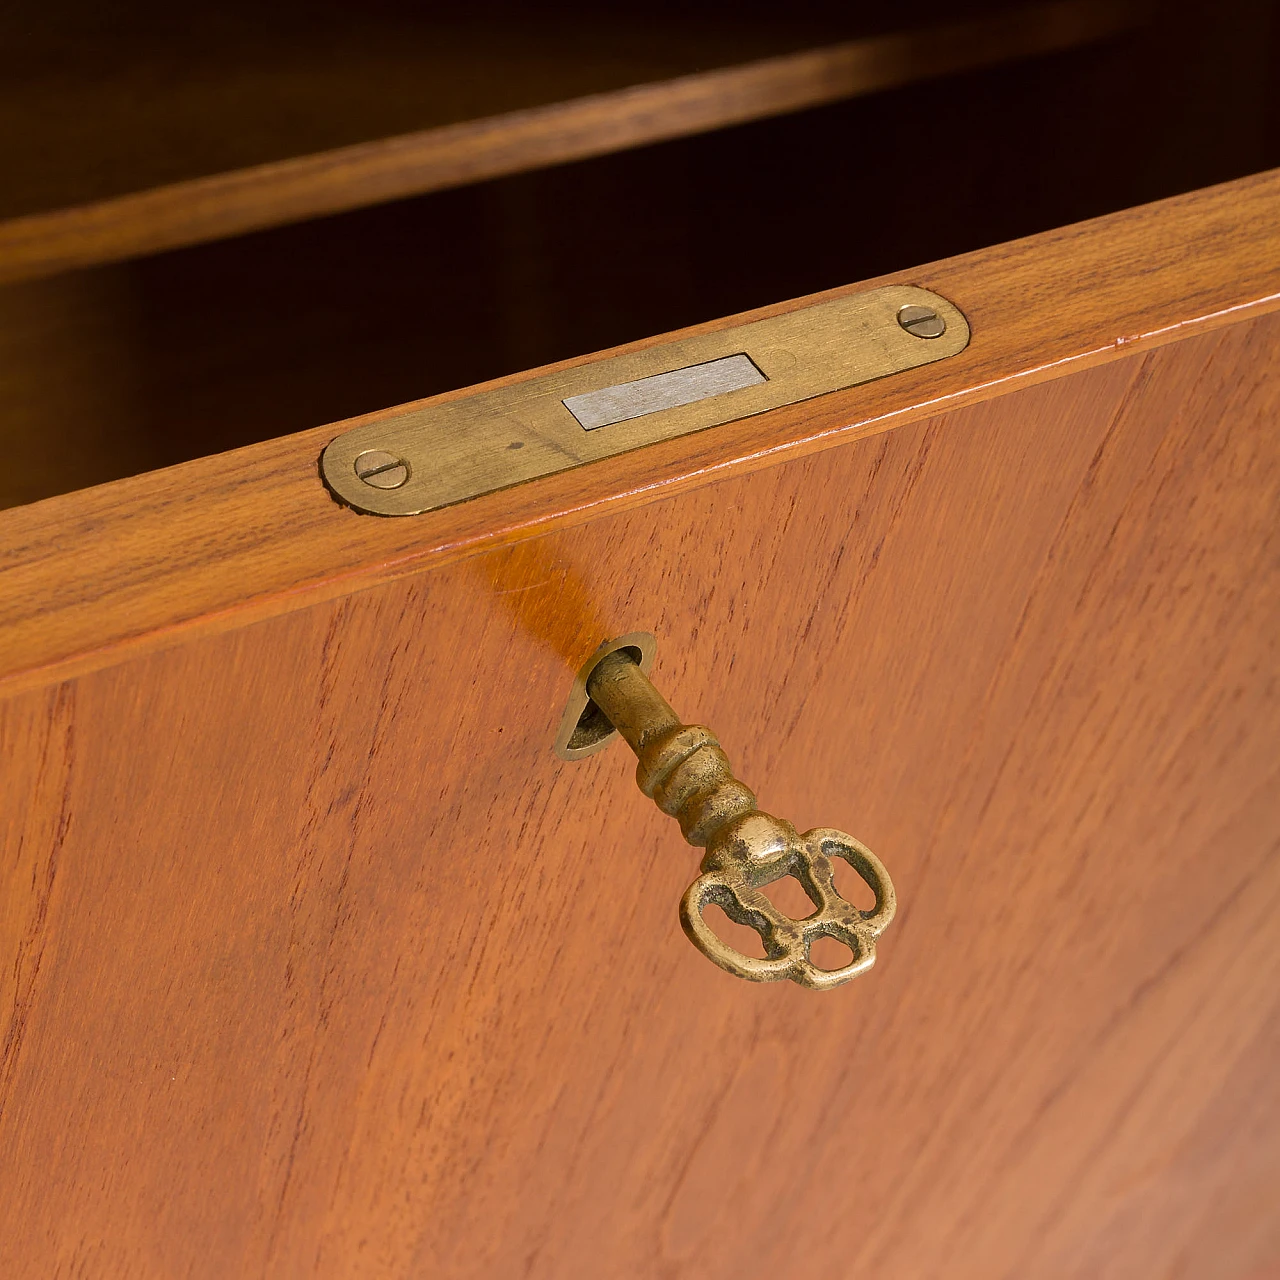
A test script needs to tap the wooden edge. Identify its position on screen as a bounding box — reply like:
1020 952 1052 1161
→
1 167 1278 698
0 0 1145 285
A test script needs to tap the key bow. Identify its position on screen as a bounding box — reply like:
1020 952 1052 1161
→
578 644 897 990
681 813 895 990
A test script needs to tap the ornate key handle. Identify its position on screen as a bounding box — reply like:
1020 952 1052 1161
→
580 646 895 990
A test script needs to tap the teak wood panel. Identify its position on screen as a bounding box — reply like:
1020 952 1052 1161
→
2 310 1278 1276
0 0 1139 281
2 170 1279 694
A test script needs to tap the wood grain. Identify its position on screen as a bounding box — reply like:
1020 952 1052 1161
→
0 0 1143 283
1 310 1277 1276
1 169 1278 696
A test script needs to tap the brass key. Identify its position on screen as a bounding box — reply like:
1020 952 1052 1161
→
579 645 895 990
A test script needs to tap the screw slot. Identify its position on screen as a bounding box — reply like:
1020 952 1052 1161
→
354 450 410 489
897 304 946 339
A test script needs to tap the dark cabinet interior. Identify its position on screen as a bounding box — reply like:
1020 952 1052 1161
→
1 0 1277 509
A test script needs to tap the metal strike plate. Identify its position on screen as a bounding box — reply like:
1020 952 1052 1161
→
322 285 969 516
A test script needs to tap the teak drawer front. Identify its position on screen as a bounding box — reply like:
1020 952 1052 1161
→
1 175 1279 1277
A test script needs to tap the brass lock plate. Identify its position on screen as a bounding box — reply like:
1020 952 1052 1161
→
322 285 969 516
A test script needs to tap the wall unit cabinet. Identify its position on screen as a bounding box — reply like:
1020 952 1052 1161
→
2 5 1278 1275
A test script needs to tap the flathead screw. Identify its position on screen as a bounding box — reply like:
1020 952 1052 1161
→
897 304 947 339
354 450 409 489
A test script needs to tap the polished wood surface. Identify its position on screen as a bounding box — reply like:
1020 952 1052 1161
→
1 170 1278 695
0 1 1140 282
2 299 1277 1275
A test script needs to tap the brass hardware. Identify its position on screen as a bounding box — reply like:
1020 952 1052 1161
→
554 632 657 760
354 449 410 489
579 647 895 990
897 303 947 339
322 285 969 516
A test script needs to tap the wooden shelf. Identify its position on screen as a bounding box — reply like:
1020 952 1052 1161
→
0 0 1144 283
